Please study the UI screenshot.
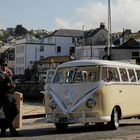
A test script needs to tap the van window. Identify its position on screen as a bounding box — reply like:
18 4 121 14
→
102 67 120 82
53 68 75 83
136 70 140 82
86 66 99 82
119 68 129 82
53 66 100 83
128 69 136 82
74 70 87 82
102 67 107 81
108 67 120 82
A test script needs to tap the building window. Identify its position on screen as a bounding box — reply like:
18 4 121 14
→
40 45 44 52
132 52 139 58
48 37 53 44
85 51 89 57
57 46 61 53
72 38 75 44
16 57 24 65
70 47 75 55
40 56 44 60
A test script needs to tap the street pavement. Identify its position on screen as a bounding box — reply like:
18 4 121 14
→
23 101 45 116
22 102 140 126
22 101 46 125
22 101 54 126
19 102 140 139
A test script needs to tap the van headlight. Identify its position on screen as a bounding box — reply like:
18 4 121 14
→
86 99 96 109
49 99 57 109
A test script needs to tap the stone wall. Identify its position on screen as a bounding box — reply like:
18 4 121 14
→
15 83 44 102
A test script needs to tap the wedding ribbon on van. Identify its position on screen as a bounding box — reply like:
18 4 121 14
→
68 82 104 113
49 81 104 114
49 88 68 114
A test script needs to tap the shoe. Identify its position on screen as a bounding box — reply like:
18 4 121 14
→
0 133 6 137
0 128 6 137
11 132 20 137
11 130 20 137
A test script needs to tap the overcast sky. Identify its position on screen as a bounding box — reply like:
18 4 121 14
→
0 0 140 32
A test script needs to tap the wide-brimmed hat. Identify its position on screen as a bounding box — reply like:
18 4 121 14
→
0 58 8 66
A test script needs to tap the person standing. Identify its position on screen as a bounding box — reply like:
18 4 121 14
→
0 58 20 137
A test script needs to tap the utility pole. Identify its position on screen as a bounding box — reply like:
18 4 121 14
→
82 25 85 59
107 0 112 59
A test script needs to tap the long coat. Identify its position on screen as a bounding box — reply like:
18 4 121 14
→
0 70 18 122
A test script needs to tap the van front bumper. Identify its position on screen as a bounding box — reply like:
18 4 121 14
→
46 112 111 124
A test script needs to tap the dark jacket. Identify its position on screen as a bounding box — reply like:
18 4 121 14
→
0 70 18 121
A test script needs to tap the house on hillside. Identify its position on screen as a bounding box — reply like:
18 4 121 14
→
75 23 108 60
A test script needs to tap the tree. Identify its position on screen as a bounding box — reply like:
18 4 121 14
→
15 25 27 37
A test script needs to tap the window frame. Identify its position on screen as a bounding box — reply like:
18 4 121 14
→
127 69 137 82
135 69 140 83
119 68 129 82
101 66 120 82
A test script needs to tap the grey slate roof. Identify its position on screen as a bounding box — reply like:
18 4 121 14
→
47 29 83 37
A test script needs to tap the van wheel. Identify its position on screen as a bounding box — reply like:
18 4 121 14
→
109 107 119 130
55 123 68 132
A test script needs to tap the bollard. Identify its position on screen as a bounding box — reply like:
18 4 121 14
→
13 92 23 128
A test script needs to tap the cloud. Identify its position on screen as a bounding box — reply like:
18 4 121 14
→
54 18 71 29
54 0 140 32
54 18 84 30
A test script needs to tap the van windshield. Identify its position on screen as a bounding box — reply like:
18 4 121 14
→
53 66 100 84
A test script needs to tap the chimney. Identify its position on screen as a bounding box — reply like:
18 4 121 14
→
100 22 105 29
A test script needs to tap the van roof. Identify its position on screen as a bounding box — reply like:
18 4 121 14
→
58 60 140 69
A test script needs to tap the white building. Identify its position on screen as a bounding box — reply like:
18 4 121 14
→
15 38 55 75
15 29 83 75
43 29 83 56
76 45 106 60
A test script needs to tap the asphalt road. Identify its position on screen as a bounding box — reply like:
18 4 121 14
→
2 118 140 140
